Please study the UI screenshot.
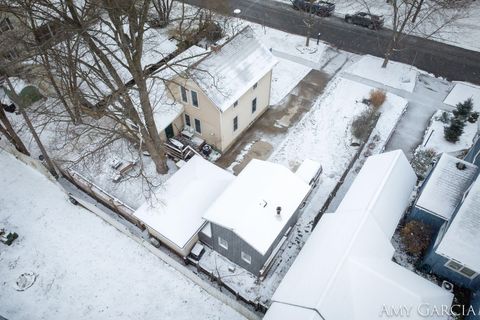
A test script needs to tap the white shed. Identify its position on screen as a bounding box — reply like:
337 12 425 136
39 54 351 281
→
133 155 234 257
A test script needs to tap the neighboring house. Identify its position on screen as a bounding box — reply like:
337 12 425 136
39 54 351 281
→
410 153 478 231
407 136 480 291
133 155 234 257
264 150 453 320
421 172 480 291
166 26 277 152
201 158 320 276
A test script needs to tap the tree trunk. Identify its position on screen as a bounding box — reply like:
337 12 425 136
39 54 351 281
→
6 79 59 178
0 107 30 155
411 0 424 23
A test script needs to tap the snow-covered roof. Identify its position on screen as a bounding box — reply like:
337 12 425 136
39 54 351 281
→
189 26 277 112
129 78 184 132
134 156 234 251
436 177 480 272
295 159 321 185
203 159 311 255
266 150 453 320
444 82 480 110
416 153 477 220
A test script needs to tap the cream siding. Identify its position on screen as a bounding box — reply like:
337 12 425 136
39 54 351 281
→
219 70 272 151
166 69 272 152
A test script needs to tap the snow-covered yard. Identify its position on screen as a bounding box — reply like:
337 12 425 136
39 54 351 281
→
346 55 418 92
418 82 480 155
0 150 246 320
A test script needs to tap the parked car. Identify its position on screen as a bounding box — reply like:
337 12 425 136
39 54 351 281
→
292 0 335 17
344 12 384 29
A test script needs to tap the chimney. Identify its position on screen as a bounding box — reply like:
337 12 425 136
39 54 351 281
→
276 206 282 216
456 162 466 170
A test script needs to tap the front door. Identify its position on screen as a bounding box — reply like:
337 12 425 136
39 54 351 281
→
165 124 174 139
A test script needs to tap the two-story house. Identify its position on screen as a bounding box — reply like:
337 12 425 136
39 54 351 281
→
166 26 277 153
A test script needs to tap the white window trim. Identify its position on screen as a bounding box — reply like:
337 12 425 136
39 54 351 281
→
184 113 191 127
445 260 478 279
180 85 188 103
191 90 199 108
194 118 202 134
241 251 251 264
233 116 238 132
218 237 228 250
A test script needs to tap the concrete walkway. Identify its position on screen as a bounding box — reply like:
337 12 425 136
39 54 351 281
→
217 70 330 174
342 72 454 159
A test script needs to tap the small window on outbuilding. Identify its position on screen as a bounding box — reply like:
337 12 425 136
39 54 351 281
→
218 237 228 250
241 251 251 264
233 100 238 108
253 82 258 90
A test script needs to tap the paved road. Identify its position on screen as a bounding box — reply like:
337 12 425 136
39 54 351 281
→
186 0 480 85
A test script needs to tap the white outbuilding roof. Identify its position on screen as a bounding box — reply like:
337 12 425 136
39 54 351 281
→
295 159 321 185
444 82 480 110
203 159 311 255
416 154 477 220
134 156 234 253
436 176 480 272
265 150 453 320
190 26 277 112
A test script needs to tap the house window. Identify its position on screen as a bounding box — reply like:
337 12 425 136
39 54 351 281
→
194 118 202 134
184 113 191 127
191 90 198 107
253 82 258 90
241 251 251 264
218 237 228 250
251 98 257 114
0 18 13 33
233 100 238 108
233 116 238 132
445 260 478 279
180 86 188 103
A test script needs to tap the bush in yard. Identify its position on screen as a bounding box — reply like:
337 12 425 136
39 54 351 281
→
19 85 44 107
400 220 433 257
411 148 437 180
444 117 465 143
369 89 387 109
468 111 479 123
351 109 377 142
452 98 473 122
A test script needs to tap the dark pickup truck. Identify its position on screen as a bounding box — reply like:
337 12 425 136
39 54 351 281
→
292 0 335 17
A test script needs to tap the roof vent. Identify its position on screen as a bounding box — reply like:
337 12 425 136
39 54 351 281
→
276 206 282 216
456 162 466 170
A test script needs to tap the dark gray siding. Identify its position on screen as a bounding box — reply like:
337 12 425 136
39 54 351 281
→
208 206 302 275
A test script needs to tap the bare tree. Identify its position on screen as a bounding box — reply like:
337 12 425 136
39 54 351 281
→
152 0 175 26
376 0 473 67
